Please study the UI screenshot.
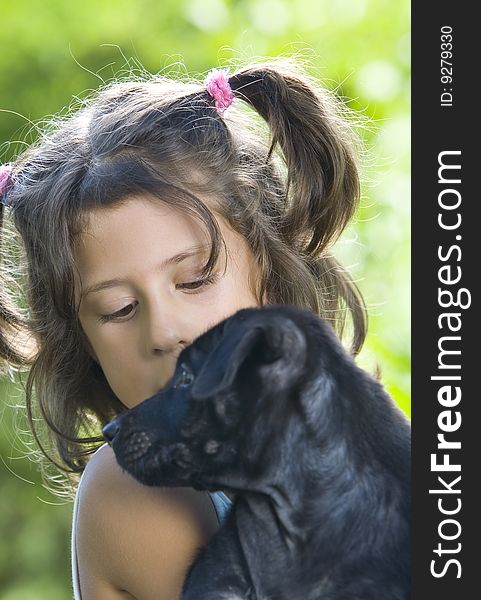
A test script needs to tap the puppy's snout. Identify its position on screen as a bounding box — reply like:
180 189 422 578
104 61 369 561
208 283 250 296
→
103 420 120 445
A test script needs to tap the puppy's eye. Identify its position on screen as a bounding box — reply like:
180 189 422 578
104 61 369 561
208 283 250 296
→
176 364 194 388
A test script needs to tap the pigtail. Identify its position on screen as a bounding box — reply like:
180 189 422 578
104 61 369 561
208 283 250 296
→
229 63 360 257
229 63 366 354
0 232 34 370
0 175 36 371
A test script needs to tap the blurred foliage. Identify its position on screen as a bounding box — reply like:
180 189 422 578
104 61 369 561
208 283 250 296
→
1 0 410 597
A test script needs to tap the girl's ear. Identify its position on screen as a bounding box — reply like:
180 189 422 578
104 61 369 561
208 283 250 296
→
191 313 307 400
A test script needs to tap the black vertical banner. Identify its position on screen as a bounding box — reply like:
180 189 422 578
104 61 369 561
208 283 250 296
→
412 2 475 598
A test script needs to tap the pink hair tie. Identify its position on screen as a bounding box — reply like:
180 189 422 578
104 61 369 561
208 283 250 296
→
204 69 235 113
0 164 14 207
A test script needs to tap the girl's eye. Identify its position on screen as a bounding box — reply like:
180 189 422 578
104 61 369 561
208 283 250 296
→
97 274 219 323
177 273 219 292
99 303 137 323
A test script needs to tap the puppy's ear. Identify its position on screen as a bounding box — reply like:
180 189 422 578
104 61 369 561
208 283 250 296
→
191 317 306 400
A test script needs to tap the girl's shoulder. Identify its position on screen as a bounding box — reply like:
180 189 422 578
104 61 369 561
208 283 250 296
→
73 442 220 599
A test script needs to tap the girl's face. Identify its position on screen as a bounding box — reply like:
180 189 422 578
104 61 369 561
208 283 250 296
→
75 196 261 408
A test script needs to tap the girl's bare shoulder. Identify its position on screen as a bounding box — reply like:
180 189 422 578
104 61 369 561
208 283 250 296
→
75 443 219 600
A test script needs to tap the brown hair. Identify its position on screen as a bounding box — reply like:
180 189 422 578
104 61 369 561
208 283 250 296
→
0 58 366 497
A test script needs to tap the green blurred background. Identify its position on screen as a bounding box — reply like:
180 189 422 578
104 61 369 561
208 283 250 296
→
0 0 410 597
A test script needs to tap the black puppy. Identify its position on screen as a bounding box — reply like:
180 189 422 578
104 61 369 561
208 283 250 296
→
103 305 411 600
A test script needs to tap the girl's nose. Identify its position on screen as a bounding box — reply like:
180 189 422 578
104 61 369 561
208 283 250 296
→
144 298 190 355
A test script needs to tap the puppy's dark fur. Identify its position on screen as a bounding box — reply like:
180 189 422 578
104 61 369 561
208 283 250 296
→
103 305 411 600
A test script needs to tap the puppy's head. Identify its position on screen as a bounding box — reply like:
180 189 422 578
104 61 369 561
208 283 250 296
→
102 305 311 491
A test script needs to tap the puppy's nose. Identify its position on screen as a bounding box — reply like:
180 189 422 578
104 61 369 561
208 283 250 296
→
102 420 120 445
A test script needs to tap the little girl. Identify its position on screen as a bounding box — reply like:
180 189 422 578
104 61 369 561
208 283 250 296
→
0 59 367 599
